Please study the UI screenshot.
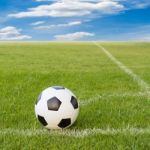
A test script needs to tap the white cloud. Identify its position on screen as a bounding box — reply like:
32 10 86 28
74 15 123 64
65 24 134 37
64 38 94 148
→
132 1 150 9
35 21 82 29
115 0 150 9
8 0 124 18
54 32 95 41
31 21 45 26
0 26 32 40
64 21 82 26
34 0 51 1
103 24 150 41
134 35 150 41
128 25 150 41
35 0 49 1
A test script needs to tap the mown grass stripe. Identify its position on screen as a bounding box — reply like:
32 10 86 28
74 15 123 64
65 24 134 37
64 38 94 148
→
0 127 150 138
93 42 150 98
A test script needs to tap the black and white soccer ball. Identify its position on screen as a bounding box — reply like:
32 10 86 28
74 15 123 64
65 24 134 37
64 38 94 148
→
35 86 79 129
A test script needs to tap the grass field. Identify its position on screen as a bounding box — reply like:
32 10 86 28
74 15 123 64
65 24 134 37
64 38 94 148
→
0 42 150 149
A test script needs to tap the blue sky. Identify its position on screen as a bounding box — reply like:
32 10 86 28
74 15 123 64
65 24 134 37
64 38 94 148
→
0 0 150 41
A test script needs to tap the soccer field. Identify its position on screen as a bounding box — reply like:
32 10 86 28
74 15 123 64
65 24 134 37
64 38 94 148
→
0 42 150 149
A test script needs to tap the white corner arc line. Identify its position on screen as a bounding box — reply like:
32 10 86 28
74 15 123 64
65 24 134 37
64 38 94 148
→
0 127 150 138
93 41 150 98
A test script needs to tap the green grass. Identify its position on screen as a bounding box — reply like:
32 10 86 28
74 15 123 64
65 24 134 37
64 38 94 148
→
0 42 150 149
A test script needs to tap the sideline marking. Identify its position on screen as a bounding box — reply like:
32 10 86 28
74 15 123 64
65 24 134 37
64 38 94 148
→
0 127 150 138
93 42 150 98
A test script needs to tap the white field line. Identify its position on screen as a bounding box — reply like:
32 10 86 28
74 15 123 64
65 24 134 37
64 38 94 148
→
0 127 150 138
93 42 150 98
79 92 147 106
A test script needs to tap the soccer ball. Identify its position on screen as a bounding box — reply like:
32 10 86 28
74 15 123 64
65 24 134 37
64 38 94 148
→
35 86 79 129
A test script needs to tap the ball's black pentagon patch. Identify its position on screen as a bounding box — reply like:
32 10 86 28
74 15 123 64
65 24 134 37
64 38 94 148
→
70 96 78 109
58 118 71 128
37 115 48 126
52 86 65 90
47 97 62 111
36 93 42 105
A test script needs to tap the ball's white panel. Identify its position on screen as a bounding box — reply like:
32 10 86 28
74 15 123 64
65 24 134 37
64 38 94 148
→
35 86 79 129
40 87 56 101
35 98 47 116
65 88 76 98
45 110 63 129
70 108 79 124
